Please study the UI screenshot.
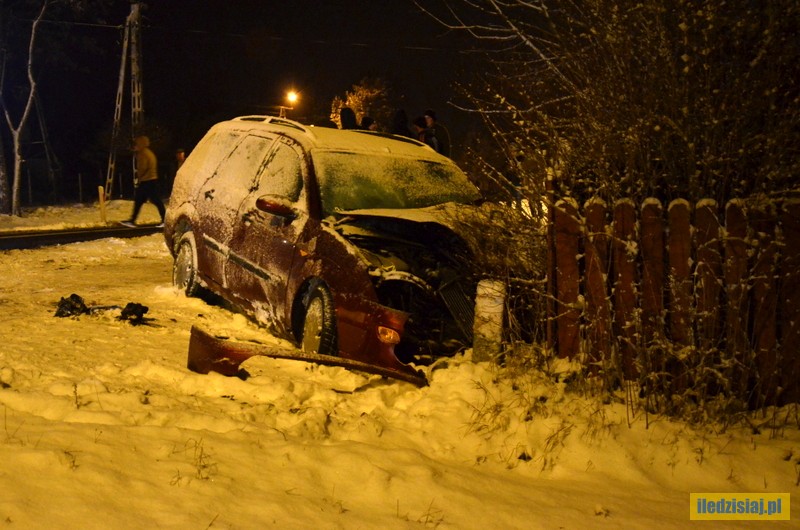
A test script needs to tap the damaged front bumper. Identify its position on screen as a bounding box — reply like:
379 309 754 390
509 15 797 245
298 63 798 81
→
187 324 427 386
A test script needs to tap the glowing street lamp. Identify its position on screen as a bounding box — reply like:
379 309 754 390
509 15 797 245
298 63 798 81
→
279 90 299 118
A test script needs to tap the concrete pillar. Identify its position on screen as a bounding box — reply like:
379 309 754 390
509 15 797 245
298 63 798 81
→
473 279 506 362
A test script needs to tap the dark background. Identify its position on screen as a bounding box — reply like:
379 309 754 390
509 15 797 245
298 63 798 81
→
24 0 481 201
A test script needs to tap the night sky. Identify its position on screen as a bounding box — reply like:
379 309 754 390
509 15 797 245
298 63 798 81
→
13 0 480 200
143 1 471 124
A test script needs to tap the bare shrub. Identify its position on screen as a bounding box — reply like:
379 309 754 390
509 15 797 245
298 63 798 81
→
419 0 800 205
419 1 800 423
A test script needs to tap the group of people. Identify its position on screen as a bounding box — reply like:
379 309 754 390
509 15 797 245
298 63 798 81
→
339 107 378 132
123 107 453 226
339 107 452 158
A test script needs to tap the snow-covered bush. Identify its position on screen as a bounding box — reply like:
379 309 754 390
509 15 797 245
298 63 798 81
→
420 0 800 205
418 1 800 421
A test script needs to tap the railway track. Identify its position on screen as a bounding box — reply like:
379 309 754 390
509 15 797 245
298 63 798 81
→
0 224 163 251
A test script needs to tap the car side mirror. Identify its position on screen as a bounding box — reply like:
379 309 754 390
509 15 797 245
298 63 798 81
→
255 195 298 221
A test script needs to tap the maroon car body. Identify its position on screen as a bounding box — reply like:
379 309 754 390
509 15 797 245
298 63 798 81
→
164 116 482 380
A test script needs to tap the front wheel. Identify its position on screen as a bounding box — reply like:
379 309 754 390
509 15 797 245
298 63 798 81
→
301 285 338 357
173 232 200 297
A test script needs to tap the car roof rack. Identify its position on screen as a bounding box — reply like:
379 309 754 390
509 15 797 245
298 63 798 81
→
233 115 311 134
230 115 431 151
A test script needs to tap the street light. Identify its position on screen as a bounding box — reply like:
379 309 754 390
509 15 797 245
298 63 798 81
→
279 90 299 118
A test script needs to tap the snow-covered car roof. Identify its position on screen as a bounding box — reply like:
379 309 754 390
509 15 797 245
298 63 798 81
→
229 115 442 158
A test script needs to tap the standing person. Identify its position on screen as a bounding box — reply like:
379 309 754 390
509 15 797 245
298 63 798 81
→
412 116 439 152
121 135 166 227
390 109 414 138
339 107 358 130
175 148 186 170
424 109 451 157
360 116 378 131
164 147 186 197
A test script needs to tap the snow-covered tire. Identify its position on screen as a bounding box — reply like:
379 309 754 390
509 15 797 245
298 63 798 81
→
301 285 338 356
173 232 200 297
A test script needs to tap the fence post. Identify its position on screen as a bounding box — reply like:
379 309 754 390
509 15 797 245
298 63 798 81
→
554 198 581 359
545 171 556 355
639 199 665 392
668 200 693 347
640 199 665 345
584 198 611 371
780 200 800 403
751 200 780 405
724 200 750 397
668 199 693 393
613 199 638 378
695 200 722 355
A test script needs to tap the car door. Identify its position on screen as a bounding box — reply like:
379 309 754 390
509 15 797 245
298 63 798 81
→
193 132 276 289
225 136 308 333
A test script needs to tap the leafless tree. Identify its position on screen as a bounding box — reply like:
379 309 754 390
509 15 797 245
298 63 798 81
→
420 1 800 420
418 0 800 205
0 1 48 216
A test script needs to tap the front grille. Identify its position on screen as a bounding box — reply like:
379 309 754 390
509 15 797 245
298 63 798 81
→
438 279 474 342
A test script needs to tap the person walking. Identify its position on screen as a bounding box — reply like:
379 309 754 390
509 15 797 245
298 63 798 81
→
424 109 451 157
121 135 166 227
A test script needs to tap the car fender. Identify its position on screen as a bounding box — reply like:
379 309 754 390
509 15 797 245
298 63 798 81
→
286 224 404 361
164 201 198 254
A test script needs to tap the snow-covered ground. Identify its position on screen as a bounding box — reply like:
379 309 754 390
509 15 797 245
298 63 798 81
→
1 201 798 529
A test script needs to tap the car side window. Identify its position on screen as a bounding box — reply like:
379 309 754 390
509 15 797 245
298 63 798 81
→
214 134 275 190
255 138 303 202
182 130 244 184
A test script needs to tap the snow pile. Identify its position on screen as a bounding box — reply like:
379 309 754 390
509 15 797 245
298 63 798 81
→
0 203 798 528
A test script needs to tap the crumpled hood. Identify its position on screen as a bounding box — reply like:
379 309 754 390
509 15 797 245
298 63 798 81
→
329 201 491 277
330 202 481 348
332 202 485 239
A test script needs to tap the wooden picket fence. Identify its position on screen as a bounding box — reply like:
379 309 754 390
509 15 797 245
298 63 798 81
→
546 196 800 406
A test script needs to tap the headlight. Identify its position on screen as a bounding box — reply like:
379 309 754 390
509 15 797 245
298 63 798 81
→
377 326 401 344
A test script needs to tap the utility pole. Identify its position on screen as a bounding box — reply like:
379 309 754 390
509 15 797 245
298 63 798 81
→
104 2 144 202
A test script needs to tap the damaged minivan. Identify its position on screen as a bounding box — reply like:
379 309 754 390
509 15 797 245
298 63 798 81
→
164 116 484 381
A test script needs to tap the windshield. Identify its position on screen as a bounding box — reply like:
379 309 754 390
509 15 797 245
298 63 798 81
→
312 151 481 217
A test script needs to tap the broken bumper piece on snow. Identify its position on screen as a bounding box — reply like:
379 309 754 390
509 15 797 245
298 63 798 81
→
186 325 428 387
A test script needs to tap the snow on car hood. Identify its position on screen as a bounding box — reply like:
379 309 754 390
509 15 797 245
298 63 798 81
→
332 202 480 233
